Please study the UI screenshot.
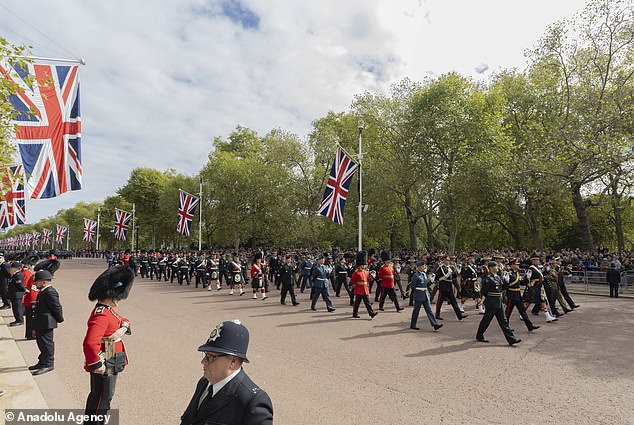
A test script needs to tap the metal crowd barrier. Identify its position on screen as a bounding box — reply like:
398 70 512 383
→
563 269 634 296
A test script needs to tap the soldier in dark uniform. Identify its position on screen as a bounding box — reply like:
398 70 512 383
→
206 255 220 291
607 262 621 298
179 255 191 285
279 255 300 306
0 255 11 310
459 254 480 313
169 255 179 283
195 255 208 289
434 255 467 321
299 255 313 293
149 253 159 281
139 251 149 279
334 256 353 306
8 261 25 326
310 254 336 312
218 254 227 289
128 252 138 277
504 258 539 332
476 261 522 345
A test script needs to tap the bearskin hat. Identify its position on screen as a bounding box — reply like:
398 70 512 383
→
89 265 135 301
34 259 61 275
25 254 40 266
254 251 263 262
380 250 392 262
356 251 368 266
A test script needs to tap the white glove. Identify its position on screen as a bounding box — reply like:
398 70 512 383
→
525 270 532 280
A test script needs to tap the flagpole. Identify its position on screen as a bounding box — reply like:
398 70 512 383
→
66 227 69 251
198 176 203 252
96 209 101 253
357 119 365 251
9 55 86 65
131 204 136 251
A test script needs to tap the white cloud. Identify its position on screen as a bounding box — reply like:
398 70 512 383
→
0 0 588 223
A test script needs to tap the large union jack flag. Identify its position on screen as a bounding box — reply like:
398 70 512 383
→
0 165 26 228
114 209 131 241
55 225 67 244
177 190 199 237
42 228 52 245
0 62 82 199
317 146 359 225
83 218 97 242
33 231 41 245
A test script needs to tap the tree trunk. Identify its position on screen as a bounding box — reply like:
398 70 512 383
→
571 182 594 250
525 197 543 251
423 214 435 251
404 189 418 251
447 196 457 256
610 177 625 252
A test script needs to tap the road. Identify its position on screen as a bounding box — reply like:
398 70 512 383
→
5 258 634 424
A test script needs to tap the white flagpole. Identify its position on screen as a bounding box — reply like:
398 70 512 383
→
357 119 364 251
199 176 203 251
66 227 69 251
96 209 101 253
131 204 136 251
9 55 86 65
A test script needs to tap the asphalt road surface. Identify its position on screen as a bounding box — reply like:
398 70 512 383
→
9 259 634 424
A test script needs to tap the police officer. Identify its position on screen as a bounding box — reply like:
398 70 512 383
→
83 265 134 424
180 320 273 425
30 269 64 375
279 255 299 306
476 261 521 345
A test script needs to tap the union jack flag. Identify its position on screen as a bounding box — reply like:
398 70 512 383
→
114 209 131 241
177 190 199 237
27 233 34 246
42 228 52 245
33 231 41 245
83 218 97 242
317 146 359 225
0 62 82 199
55 225 67 244
0 165 25 228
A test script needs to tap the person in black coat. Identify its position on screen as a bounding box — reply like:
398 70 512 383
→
0 255 12 309
30 270 64 375
607 262 621 298
180 320 273 425
7 262 25 326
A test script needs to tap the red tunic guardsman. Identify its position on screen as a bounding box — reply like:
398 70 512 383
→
378 250 403 312
21 257 37 340
351 251 378 319
83 265 134 423
250 252 267 300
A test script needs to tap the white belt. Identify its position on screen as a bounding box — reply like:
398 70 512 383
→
415 287 428 291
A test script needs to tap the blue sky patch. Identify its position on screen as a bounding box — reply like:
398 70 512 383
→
220 0 260 30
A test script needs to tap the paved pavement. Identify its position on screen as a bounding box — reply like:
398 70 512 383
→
2 258 634 425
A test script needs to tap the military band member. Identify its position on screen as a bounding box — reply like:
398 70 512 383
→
195 255 208 289
393 258 407 300
179 255 191 285
250 253 267 300
504 258 539 332
310 254 336 312
279 255 300 306
434 255 467 321
170 255 179 283
149 253 160 280
410 260 442 331
351 251 377 319
524 254 558 323
558 264 580 308
547 257 571 314
476 261 521 345
460 254 481 314
207 256 221 291
378 251 403 312
139 251 149 278
83 266 134 424
229 254 245 296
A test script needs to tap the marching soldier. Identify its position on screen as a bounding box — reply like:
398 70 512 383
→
351 251 377 319
378 251 403 312
279 255 300 306
334 256 353 306
410 260 442 331
393 258 407 300
504 258 539 332
476 261 522 345
83 266 134 424
434 255 467 321
250 252 267 300
229 253 245 296
170 255 180 283
149 253 159 281
460 254 481 314
22 256 38 340
207 255 221 291
8 261 25 327
310 254 336 312
524 254 558 323
139 251 149 279
195 255 208 289
179 255 191 285
299 255 313 292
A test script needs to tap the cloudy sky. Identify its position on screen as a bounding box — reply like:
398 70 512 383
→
0 0 588 223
